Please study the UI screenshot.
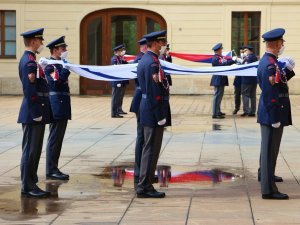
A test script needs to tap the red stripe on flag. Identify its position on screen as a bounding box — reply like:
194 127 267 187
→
169 52 213 63
123 55 136 62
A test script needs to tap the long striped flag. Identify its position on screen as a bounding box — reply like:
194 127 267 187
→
39 57 288 81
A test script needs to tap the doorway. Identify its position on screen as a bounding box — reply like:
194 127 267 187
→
80 8 167 95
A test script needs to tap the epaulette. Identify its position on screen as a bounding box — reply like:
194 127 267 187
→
268 57 275 64
28 54 36 61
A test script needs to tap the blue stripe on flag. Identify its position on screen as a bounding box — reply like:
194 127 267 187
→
80 68 127 80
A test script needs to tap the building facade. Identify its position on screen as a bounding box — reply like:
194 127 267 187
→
0 0 299 95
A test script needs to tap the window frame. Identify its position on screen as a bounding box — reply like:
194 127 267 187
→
231 11 261 58
0 10 17 59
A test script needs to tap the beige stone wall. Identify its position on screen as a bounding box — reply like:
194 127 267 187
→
0 0 299 95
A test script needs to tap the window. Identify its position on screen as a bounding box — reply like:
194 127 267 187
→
232 12 261 57
111 15 137 55
0 10 16 58
146 17 161 33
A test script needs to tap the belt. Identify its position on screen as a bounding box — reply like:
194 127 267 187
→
49 91 70 96
142 94 169 101
37 92 49 97
278 93 289 98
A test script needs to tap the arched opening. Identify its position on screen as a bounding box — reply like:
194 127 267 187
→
80 8 167 95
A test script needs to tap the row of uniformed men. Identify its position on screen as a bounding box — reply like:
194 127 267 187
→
93 28 296 200
210 28 296 200
110 32 172 198
210 43 258 119
18 28 172 199
18 27 295 200
18 28 71 198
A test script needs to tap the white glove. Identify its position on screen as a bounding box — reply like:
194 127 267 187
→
236 58 243 64
39 58 48 69
232 56 237 61
33 116 42 122
280 56 295 71
117 83 121 87
272 122 281 128
158 118 166 126
285 57 295 71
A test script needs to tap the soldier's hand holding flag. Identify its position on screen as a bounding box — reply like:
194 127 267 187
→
279 56 295 71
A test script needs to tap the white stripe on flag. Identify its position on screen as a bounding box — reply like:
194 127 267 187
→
39 57 288 81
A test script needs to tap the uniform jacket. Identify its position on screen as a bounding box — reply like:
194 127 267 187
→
257 52 294 126
17 51 51 124
210 54 235 86
137 51 171 127
159 53 172 86
130 52 144 114
44 57 71 120
133 51 145 87
242 53 258 85
110 55 129 87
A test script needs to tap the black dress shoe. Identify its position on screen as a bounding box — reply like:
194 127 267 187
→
21 189 50 198
47 172 69 180
274 175 283 182
57 171 69 179
258 175 283 182
34 185 51 196
241 113 248 117
118 111 128 115
111 114 123 118
212 115 225 119
137 189 165 198
219 112 226 116
248 113 256 117
262 191 289 200
232 109 239 114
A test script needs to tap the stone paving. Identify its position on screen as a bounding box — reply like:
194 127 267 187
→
0 95 300 225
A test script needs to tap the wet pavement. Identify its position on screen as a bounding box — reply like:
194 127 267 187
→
0 95 300 225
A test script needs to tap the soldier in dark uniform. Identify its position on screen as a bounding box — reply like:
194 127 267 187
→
241 45 258 117
257 28 295 200
129 38 147 188
44 36 71 180
136 30 171 198
159 44 173 86
111 44 129 118
210 43 236 119
18 28 51 198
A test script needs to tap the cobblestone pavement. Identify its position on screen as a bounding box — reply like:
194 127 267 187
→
0 95 300 225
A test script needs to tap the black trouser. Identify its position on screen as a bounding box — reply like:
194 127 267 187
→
111 86 126 115
118 85 126 113
212 86 225 116
242 84 257 114
46 120 68 174
21 124 45 191
259 125 283 195
137 126 164 192
234 85 241 111
134 121 144 184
